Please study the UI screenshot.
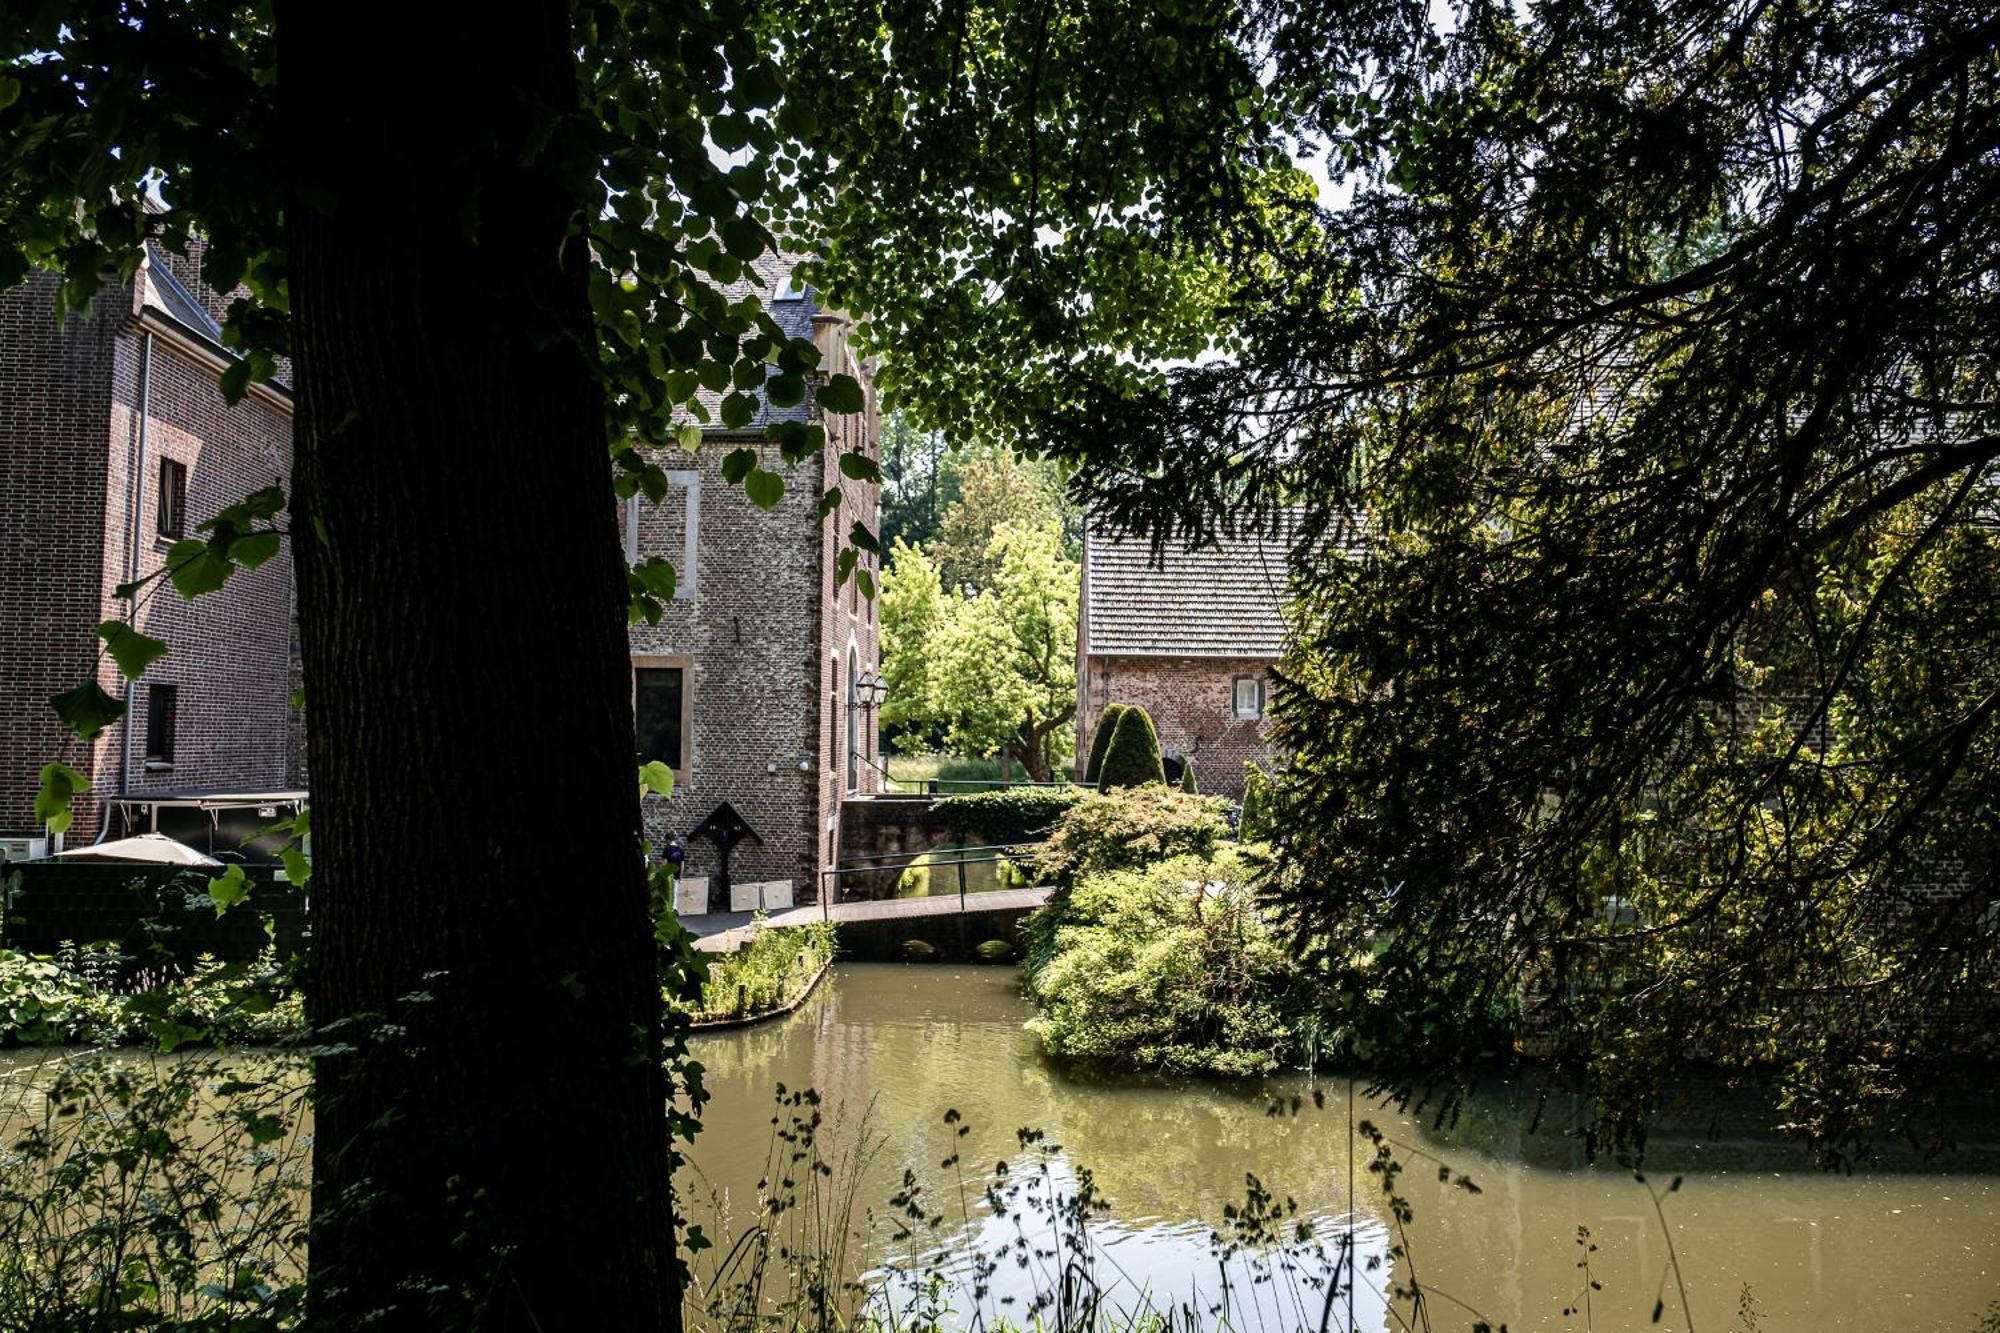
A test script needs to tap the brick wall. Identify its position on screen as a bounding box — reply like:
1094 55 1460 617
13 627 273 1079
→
0 271 122 839
1077 654 1279 799
1 261 296 841
624 312 882 911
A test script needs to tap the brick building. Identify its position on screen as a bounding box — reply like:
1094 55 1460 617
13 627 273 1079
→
623 261 882 912
1075 523 1297 800
1 247 297 855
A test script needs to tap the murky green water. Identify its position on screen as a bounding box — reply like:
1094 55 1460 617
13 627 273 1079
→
682 964 2000 1331
5 966 1994 1329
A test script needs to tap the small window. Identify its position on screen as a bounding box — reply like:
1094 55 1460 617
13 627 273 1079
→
1232 675 1265 720
157 459 187 538
635 666 685 769
145 683 177 764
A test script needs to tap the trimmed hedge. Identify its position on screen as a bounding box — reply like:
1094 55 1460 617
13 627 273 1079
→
1097 706 1165 790
1179 761 1199 794
1081 704 1128 784
932 786 1084 846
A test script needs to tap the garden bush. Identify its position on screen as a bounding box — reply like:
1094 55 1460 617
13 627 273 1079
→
1080 703 1128 784
1032 785 1232 890
1096 706 1165 790
674 922 837 1023
1179 761 1199 794
1240 761 1274 842
932 787 1084 846
1024 850 1314 1076
1 944 304 1048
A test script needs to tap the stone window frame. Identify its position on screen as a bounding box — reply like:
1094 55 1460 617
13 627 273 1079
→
632 653 695 779
623 470 699 601
1231 674 1265 720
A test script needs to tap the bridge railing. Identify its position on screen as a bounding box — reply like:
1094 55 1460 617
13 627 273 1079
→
817 841 1046 917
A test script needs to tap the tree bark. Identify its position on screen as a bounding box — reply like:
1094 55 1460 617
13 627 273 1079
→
277 4 677 1328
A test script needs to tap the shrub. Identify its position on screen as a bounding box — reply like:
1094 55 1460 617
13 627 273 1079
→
1096 706 1165 790
1024 850 1312 1076
1080 703 1128 784
932 787 1085 845
0 944 304 1048
675 922 836 1022
1240 761 1273 841
1033 785 1231 890
1180 761 1199 794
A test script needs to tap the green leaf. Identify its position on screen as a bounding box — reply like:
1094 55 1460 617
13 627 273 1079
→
218 359 252 405
721 216 767 261
165 539 233 598
632 555 677 601
675 423 704 452
720 448 756 484
766 373 806 408
0 77 21 112
719 390 757 430
836 547 858 585
818 373 865 414
744 469 784 510
51 680 126 740
817 487 843 519
97 620 169 679
848 521 882 555
639 760 676 799
230 530 282 570
856 566 876 600
34 762 90 835
279 847 313 888
207 864 250 915
838 450 882 483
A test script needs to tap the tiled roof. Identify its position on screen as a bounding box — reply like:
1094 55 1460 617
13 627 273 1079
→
1083 522 1295 659
1082 512 1369 658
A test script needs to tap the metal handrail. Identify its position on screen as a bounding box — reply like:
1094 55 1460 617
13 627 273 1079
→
817 840 1045 917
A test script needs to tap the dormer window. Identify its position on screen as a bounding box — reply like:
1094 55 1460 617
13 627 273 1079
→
775 269 804 301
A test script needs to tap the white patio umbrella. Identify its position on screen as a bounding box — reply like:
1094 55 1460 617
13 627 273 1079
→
52 833 222 867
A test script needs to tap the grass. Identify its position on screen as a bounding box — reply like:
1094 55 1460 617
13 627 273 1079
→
882 751 1059 793
675 922 838 1024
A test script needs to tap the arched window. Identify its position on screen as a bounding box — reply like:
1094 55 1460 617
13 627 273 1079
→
845 646 860 792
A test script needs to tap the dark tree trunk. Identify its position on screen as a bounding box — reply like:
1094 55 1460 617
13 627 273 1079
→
277 4 677 1329
1009 706 1075 784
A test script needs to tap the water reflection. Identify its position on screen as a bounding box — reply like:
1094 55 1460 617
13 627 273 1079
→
684 964 2000 1331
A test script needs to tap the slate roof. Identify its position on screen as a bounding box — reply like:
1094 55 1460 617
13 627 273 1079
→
142 252 224 343
700 251 823 433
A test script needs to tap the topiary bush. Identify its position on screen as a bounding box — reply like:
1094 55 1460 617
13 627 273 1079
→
1080 703 1127 784
1179 761 1198 794
1096 706 1165 790
933 787 1086 846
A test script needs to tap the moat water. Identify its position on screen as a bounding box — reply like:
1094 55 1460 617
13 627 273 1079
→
3 964 1995 1329
680 964 2000 1331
